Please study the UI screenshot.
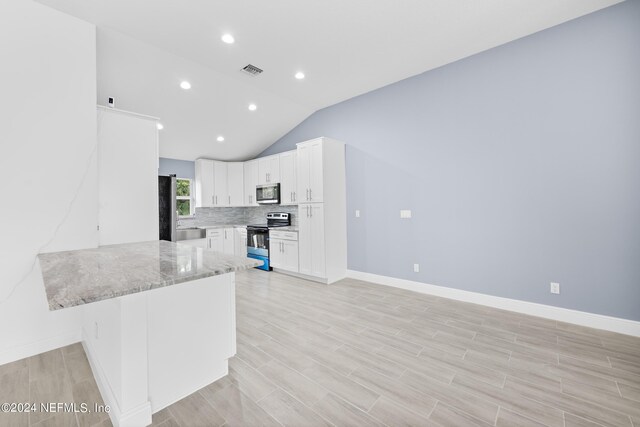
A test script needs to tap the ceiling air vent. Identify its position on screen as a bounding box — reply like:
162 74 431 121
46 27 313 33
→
241 64 263 76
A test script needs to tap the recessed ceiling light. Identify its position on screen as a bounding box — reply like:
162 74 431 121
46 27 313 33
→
180 81 191 90
248 104 257 111
295 71 305 80
216 136 225 142
156 123 164 130
221 34 235 44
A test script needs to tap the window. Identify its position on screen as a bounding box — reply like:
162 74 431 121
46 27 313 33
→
176 178 193 216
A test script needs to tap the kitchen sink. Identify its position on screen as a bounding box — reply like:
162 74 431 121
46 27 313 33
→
176 227 205 241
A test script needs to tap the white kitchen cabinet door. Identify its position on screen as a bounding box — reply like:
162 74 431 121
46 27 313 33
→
213 161 228 206
243 160 259 206
279 151 297 205
297 139 324 203
207 230 223 252
227 162 244 207
271 239 299 272
298 204 312 275
222 228 235 255
234 228 247 257
298 203 325 277
270 238 285 269
195 159 215 208
309 204 326 277
309 141 324 203
258 155 280 185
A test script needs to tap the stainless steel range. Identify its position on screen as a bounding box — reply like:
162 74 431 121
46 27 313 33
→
246 212 291 271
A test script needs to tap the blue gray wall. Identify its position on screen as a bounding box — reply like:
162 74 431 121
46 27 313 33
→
159 157 195 180
260 1 640 320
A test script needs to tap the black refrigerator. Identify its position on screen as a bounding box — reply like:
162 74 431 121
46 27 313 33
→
158 175 177 242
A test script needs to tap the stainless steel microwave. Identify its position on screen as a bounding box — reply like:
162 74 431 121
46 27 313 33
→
256 183 280 204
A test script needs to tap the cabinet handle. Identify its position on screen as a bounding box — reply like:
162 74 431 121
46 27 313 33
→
212 196 214 205
309 189 312 200
310 206 313 218
228 195 231 205
306 188 309 201
293 191 296 202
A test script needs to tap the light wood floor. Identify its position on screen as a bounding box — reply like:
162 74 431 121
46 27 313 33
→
0 343 111 427
2 270 639 427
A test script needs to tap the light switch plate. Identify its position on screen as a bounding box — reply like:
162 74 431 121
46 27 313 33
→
400 210 412 219
550 282 560 294
355 210 360 218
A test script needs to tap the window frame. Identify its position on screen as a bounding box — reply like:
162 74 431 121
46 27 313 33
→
175 178 194 218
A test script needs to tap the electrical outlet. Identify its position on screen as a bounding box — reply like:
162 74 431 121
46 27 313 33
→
400 210 412 219
413 263 420 273
550 282 560 294
355 210 360 218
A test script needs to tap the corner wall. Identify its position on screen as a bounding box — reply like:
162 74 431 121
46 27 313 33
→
0 0 98 363
259 1 640 321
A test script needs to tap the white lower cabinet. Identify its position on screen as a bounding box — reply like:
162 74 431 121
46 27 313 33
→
270 230 299 273
207 229 223 252
206 228 234 254
234 227 247 257
222 228 234 255
298 204 325 278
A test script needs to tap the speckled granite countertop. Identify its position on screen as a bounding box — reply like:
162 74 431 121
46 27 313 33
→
37 240 260 311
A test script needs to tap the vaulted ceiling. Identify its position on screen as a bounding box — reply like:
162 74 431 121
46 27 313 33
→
37 0 622 161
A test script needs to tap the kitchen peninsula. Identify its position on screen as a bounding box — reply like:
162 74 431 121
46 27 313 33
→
38 240 259 427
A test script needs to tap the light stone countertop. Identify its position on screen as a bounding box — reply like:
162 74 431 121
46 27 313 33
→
37 240 260 311
194 224 248 229
269 226 298 232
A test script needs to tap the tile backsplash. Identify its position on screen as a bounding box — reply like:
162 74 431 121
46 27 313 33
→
179 205 298 228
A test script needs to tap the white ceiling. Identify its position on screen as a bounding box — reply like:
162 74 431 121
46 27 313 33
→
36 0 622 161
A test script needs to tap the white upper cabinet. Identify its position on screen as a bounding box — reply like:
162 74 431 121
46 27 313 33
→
213 161 228 206
297 139 324 203
195 159 214 208
243 160 259 206
227 162 244 207
279 151 297 205
258 155 280 185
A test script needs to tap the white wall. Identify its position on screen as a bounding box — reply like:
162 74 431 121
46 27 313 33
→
0 0 97 364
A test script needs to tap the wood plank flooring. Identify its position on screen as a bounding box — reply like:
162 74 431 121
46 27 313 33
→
2 270 639 427
0 343 111 427
153 270 640 427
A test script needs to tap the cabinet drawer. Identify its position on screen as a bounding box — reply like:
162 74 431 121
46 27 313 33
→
270 230 298 241
206 229 223 237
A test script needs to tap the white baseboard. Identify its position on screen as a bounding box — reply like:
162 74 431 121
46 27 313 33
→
0 330 82 366
272 268 329 284
346 270 640 337
82 330 152 427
